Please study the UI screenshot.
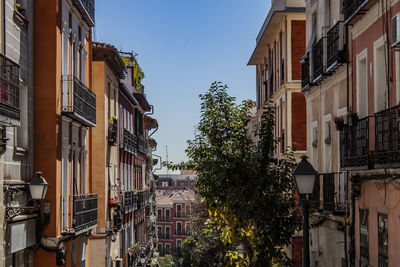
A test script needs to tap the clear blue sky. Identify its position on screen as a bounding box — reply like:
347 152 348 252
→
95 0 269 173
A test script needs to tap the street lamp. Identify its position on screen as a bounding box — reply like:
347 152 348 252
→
140 253 146 265
293 155 318 267
29 172 49 201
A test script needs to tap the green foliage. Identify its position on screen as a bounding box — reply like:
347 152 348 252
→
163 82 301 266
158 255 174 267
121 53 145 92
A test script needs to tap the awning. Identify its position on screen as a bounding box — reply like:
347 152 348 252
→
301 24 316 62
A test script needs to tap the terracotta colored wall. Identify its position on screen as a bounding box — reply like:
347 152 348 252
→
291 20 306 80
92 60 107 228
291 92 306 150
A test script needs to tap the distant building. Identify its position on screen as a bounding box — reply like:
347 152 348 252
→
155 174 196 197
156 190 195 258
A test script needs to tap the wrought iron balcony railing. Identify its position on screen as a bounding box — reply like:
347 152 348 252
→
157 216 172 222
326 22 346 71
63 194 98 234
0 54 20 122
122 129 136 154
312 38 324 82
343 0 374 25
321 173 346 214
62 75 96 126
301 56 311 91
137 135 148 154
122 190 138 211
374 105 400 168
174 212 188 218
137 190 151 209
72 0 95 26
174 230 190 236
159 234 172 240
340 116 370 169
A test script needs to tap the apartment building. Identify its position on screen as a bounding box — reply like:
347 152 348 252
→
90 42 126 266
301 0 350 266
118 53 158 265
248 0 307 160
0 0 36 266
338 0 400 266
34 0 97 266
156 190 195 258
248 0 306 265
155 174 196 197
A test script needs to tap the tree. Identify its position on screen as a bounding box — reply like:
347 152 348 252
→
165 82 301 266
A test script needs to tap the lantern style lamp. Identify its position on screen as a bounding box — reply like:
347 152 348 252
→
293 155 318 267
29 171 49 201
140 253 146 265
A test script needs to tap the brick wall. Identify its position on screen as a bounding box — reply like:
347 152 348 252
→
292 236 303 267
291 92 306 150
291 20 306 80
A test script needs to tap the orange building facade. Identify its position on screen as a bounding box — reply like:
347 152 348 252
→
34 0 96 266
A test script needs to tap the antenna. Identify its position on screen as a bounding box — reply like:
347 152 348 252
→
165 145 169 178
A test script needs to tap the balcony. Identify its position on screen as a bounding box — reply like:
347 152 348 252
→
301 56 311 91
137 135 148 154
0 54 20 124
159 234 171 240
321 173 346 214
122 191 138 211
312 38 324 83
326 22 347 72
174 230 189 236
157 216 172 222
374 105 400 168
269 71 274 97
137 190 151 210
340 116 370 170
174 212 188 219
343 0 377 25
121 129 136 154
63 194 98 235
72 0 95 27
62 75 96 127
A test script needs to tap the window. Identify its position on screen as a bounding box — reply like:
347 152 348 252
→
166 210 170 221
176 205 182 217
157 226 162 238
165 227 170 239
176 222 182 234
158 209 162 220
323 116 332 173
359 209 369 267
378 213 388 267
165 244 171 254
185 204 191 216
357 49 368 117
157 243 162 254
374 36 388 112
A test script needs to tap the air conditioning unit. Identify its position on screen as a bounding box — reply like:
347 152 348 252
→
392 13 400 48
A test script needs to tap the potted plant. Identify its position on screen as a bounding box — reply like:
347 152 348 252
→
347 111 359 126
334 116 345 131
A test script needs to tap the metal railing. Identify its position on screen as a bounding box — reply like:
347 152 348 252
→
62 75 96 126
0 54 20 120
326 22 346 70
374 105 400 168
157 216 172 222
63 194 98 234
174 212 188 218
312 38 324 81
174 230 189 236
301 58 310 91
159 234 172 240
321 173 346 213
137 135 148 154
72 0 95 26
122 129 137 154
343 0 370 23
137 190 151 209
122 191 138 210
340 116 370 169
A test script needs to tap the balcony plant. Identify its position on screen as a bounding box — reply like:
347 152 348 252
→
347 111 359 126
334 116 345 131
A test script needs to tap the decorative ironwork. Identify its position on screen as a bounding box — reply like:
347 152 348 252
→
137 135 148 154
0 54 20 121
72 194 98 232
340 116 370 169
71 0 95 26
62 75 96 127
122 190 138 210
312 38 324 82
122 129 136 154
343 0 370 24
326 22 346 70
374 105 400 168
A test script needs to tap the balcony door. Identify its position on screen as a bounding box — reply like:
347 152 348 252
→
357 49 368 117
177 222 182 234
374 37 388 112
